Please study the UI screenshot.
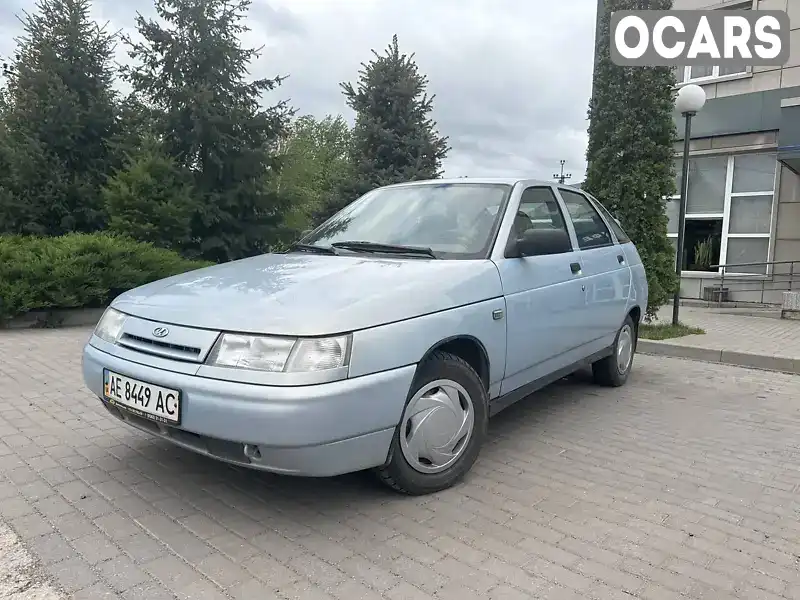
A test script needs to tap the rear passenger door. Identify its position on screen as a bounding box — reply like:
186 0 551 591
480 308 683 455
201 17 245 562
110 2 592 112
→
556 188 630 346
588 195 644 311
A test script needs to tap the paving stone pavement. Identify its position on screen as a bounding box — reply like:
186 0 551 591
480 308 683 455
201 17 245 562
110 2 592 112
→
2 327 800 600
653 306 800 360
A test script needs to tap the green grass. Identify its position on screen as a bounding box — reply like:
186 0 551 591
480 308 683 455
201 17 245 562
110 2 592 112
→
639 323 705 340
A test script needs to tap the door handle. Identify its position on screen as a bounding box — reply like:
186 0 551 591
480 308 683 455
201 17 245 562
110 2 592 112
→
570 262 581 274
617 254 625 264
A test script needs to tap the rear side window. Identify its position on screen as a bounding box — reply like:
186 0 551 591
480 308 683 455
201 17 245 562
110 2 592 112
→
516 187 570 235
559 189 614 249
589 197 631 244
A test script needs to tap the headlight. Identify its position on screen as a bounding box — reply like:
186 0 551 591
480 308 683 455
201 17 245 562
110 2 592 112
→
207 334 351 373
285 337 349 372
94 308 127 343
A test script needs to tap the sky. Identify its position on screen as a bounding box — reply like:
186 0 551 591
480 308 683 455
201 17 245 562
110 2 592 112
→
0 0 599 182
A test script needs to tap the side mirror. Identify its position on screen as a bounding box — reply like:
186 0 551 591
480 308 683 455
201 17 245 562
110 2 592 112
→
512 228 572 258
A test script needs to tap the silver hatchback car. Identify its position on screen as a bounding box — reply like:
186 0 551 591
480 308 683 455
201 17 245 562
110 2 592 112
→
82 178 648 495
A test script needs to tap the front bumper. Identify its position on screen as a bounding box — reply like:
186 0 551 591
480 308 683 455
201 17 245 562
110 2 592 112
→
82 340 416 477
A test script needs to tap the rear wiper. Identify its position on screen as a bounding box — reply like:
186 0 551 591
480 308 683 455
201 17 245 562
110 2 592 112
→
331 241 438 259
289 243 338 256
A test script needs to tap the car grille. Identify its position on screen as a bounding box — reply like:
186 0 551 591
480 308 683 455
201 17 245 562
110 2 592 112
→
118 333 203 362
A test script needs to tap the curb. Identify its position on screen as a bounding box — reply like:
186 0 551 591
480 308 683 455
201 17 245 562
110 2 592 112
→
1 307 105 330
637 339 800 375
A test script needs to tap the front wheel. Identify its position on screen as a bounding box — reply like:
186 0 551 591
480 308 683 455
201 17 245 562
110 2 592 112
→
375 351 488 495
592 314 637 387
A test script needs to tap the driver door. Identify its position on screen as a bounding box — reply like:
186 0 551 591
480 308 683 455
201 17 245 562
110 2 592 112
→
493 186 586 396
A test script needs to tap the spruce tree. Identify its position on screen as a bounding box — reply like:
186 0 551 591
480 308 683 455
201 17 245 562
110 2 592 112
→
0 0 120 235
317 35 449 222
123 0 292 262
584 0 678 319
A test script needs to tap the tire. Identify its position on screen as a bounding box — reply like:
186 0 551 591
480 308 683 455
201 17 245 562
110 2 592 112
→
375 351 488 495
592 314 637 387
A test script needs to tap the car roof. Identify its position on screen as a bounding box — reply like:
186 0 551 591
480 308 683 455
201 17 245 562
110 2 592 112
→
381 177 578 189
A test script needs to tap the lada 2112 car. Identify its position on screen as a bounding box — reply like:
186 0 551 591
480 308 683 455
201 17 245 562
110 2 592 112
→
82 178 647 495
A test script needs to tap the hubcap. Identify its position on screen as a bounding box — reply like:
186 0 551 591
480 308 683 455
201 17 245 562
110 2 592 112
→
399 379 475 474
616 324 634 374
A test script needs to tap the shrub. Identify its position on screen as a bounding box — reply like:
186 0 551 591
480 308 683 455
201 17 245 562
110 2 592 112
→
0 232 213 322
103 138 196 253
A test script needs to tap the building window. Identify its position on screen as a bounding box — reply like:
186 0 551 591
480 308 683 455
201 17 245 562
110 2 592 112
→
674 2 751 84
667 153 776 275
675 63 750 84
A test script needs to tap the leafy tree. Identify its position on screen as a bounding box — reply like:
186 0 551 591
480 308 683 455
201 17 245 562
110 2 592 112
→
123 0 293 262
583 0 678 320
103 136 195 252
0 0 120 235
317 35 449 222
274 114 353 233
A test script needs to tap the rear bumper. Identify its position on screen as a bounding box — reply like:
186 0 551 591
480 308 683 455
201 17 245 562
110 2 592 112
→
82 340 416 476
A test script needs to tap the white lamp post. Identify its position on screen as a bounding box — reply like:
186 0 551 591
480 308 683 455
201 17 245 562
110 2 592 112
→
672 84 707 326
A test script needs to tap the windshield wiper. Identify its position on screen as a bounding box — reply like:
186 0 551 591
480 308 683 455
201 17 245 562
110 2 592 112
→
289 243 338 256
331 241 437 259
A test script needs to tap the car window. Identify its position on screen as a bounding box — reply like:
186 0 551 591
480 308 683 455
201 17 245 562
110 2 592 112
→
304 182 512 260
559 189 614 249
513 187 572 255
589 197 631 243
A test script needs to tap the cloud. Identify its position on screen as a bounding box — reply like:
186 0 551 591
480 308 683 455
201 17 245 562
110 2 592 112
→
2 0 599 182
0 0 26 60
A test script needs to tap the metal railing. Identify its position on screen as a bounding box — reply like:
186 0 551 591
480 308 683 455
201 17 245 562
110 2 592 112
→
693 260 800 306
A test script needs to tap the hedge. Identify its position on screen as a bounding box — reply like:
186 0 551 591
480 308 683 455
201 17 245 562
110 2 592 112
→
0 233 214 322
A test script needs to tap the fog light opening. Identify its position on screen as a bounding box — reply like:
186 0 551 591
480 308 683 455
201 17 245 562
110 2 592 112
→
243 444 262 460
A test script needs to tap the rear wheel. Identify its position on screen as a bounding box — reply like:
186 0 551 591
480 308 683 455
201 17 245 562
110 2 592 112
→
592 314 636 387
375 351 488 495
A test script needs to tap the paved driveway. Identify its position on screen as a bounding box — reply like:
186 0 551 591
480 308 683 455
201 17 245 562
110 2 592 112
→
1 328 800 600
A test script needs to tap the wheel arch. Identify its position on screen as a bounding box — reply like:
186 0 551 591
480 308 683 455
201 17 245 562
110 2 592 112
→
415 335 491 392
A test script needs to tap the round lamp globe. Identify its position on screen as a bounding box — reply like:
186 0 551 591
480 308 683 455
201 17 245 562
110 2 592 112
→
675 84 707 115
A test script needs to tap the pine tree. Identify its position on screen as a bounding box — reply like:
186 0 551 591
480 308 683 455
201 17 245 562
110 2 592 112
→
0 0 120 235
123 0 293 262
316 35 449 223
584 0 678 320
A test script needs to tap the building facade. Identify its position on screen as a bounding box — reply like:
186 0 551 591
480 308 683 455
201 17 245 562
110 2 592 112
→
596 0 800 303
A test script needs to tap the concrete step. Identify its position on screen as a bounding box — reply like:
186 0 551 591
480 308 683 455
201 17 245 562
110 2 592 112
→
637 340 800 375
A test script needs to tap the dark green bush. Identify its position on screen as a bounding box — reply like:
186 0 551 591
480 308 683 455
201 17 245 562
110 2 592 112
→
0 232 214 322
103 137 196 253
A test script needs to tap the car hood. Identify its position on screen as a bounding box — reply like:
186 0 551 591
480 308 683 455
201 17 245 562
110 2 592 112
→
111 253 503 336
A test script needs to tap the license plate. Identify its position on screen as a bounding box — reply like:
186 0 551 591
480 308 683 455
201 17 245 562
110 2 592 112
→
103 370 181 425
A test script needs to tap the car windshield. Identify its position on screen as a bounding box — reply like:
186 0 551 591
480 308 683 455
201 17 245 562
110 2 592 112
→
303 182 512 259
